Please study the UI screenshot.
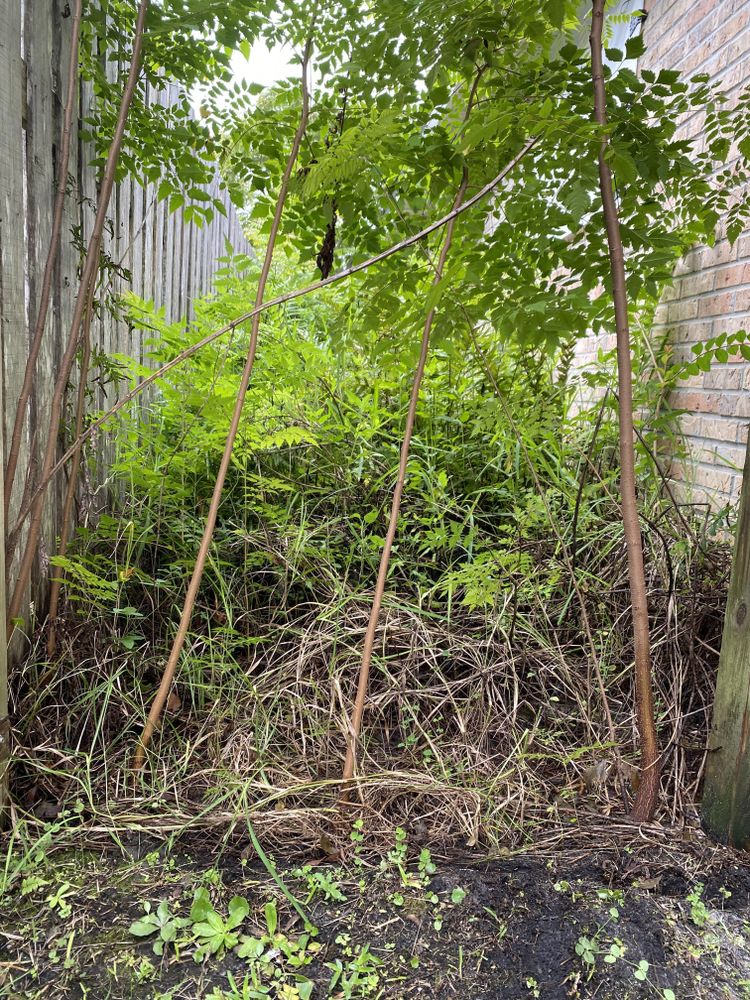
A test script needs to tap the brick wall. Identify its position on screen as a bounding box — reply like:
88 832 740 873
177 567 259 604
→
577 0 750 510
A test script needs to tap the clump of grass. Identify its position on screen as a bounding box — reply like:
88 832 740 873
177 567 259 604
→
6 274 731 854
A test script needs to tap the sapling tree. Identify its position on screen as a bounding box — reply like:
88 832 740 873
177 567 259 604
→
590 0 658 820
133 40 314 771
7 0 152 640
342 68 484 789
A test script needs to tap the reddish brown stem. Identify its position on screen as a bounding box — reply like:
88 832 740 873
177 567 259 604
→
340 70 489 791
340 175 467 790
590 0 660 821
46 299 93 659
4 0 83 519
7 0 149 640
132 43 312 774
9 141 539 551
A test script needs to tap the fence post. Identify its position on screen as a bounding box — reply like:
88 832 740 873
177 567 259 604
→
703 440 750 847
0 0 22 821
0 366 7 822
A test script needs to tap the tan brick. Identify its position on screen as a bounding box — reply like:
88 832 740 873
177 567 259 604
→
715 263 750 288
718 315 750 336
680 414 703 437
705 366 743 389
681 370 705 388
691 464 734 495
672 321 714 344
714 9 749 50
672 388 724 412
719 392 750 418
700 414 743 440
653 304 670 326
696 442 746 469
670 298 701 321
609 0 750 504
698 291 735 318
686 0 721 30
700 241 737 267
680 270 716 296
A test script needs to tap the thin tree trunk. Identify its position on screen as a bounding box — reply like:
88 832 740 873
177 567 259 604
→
341 71 487 791
9 144 538 552
590 0 660 821
340 175 467 791
132 43 312 774
4 0 83 519
7 0 149 640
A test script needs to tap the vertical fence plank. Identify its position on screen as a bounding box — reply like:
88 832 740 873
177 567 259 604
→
0 3 13 810
1 16 249 661
0 359 7 817
56 0 79 456
0 0 29 637
26 0 65 607
703 441 750 847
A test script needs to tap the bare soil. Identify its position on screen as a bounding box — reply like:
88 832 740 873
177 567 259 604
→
3 829 750 999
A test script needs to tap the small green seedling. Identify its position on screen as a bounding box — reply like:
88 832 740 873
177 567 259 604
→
327 941 381 999
686 883 710 928
634 958 650 981
46 882 75 918
129 900 190 956
293 864 346 903
191 888 250 960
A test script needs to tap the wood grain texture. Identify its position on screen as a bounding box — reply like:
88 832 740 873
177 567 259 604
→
1 0 30 621
0 0 15 807
2 2 249 649
703 439 750 847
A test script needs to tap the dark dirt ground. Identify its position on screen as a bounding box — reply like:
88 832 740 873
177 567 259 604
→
3 824 750 1000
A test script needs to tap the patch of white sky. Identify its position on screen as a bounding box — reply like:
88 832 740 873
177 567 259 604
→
230 40 294 90
194 0 638 109
192 39 294 112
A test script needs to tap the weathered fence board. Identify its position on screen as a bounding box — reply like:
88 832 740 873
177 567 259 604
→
0 1 31 613
0 2 249 650
0 0 17 815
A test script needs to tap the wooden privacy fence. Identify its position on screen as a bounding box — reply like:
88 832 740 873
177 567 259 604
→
0 0 248 650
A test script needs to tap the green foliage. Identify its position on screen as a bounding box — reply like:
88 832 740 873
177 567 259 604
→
82 1 750 311
56 206 700 686
687 883 710 928
679 330 750 376
39 0 744 856
129 900 191 955
292 865 347 903
127 885 319 993
326 939 381 999
191 888 250 959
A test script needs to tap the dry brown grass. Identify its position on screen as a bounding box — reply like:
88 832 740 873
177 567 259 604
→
6 511 729 857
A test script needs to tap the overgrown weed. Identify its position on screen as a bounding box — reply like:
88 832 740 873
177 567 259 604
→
7 255 731 853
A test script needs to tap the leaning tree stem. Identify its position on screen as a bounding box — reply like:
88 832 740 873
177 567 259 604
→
590 0 660 821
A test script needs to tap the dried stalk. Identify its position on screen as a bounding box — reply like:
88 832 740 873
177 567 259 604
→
4 0 83 518
46 300 93 658
341 71 485 790
7 0 150 639
132 43 312 774
590 0 660 821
